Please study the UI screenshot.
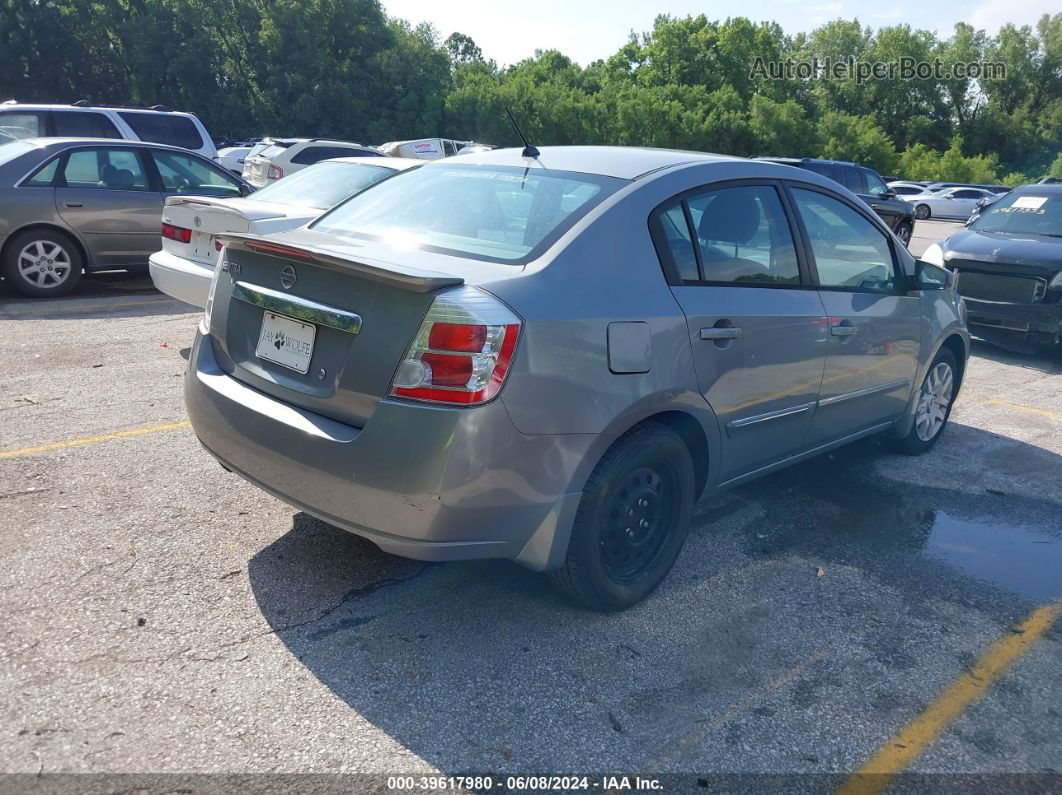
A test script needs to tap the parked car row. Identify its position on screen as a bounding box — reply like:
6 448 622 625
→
0 138 251 296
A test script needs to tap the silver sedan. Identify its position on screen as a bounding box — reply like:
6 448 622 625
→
909 186 996 220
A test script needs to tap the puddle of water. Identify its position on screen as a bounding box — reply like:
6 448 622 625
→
925 512 1062 601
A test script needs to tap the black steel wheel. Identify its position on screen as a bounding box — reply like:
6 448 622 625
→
550 422 695 611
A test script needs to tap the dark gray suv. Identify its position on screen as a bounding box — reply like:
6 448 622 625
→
756 157 916 246
185 146 968 610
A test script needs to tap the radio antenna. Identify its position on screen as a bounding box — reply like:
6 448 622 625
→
505 107 539 159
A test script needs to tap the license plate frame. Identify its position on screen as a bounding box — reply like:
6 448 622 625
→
255 311 316 374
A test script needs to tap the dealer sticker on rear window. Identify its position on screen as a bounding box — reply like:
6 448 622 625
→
1012 196 1047 209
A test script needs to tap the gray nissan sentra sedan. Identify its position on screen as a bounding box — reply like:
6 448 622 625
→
185 146 969 610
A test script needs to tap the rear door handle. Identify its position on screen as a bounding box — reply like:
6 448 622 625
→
830 323 857 337
700 327 742 340
63 201 83 208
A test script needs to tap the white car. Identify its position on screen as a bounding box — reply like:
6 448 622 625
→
217 145 252 174
241 138 387 187
0 100 218 160
886 181 930 197
908 187 997 221
150 157 420 307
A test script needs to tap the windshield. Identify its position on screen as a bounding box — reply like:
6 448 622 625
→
312 165 622 263
970 192 1062 236
249 161 399 210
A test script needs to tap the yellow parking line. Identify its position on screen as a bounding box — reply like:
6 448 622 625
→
0 420 191 460
839 602 1061 795
962 396 1062 422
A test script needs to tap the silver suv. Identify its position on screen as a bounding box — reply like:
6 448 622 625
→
185 146 969 610
0 101 218 160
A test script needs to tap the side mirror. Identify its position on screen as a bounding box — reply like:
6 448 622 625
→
883 190 896 200
910 260 955 291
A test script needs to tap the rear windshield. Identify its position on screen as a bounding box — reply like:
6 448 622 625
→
970 192 1062 236
250 161 400 210
257 143 293 159
246 142 273 158
119 112 204 150
312 165 622 263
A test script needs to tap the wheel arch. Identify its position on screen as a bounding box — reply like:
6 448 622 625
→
1 223 91 270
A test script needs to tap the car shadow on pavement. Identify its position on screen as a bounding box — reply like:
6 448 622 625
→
970 338 1062 375
245 423 1062 773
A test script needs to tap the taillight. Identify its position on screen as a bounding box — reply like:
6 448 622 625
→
161 222 191 243
390 286 521 406
268 165 284 180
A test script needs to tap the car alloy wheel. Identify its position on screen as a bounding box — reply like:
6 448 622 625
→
17 240 73 289
896 224 911 245
915 361 954 441
915 204 931 220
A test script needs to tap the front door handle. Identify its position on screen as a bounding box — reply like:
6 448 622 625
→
63 201 83 208
700 326 742 340
830 322 857 337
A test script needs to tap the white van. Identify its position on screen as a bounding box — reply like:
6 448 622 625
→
377 138 494 160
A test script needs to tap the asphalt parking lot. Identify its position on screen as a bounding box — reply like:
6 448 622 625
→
1 220 1060 789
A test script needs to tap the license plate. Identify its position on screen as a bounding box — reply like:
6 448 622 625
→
255 312 315 374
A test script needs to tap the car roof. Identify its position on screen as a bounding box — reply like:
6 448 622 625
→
21 137 213 155
1012 183 1062 194
1 102 198 117
438 145 742 180
328 156 421 169
753 156 860 168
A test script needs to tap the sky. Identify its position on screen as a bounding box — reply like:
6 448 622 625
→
382 0 1058 67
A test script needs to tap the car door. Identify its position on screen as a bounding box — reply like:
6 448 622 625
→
54 146 163 267
653 181 829 481
787 185 921 446
948 189 986 218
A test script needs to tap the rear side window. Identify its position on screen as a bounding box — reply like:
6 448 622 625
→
118 112 203 150
649 185 798 284
313 165 620 263
24 157 61 187
51 111 121 138
953 189 982 199
152 150 241 197
61 148 151 191
799 162 834 180
791 188 896 293
289 146 371 165
841 168 865 193
651 203 699 282
0 112 43 138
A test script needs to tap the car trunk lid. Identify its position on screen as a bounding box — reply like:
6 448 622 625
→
206 229 468 428
161 197 288 267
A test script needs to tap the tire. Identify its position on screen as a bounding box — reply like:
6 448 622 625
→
895 221 913 247
549 422 695 611
892 348 958 455
3 228 83 298
914 203 931 221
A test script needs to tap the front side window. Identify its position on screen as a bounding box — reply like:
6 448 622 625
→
952 189 982 199
250 161 398 210
313 165 620 263
792 188 896 292
51 111 121 138
61 148 150 191
683 185 800 284
152 150 241 196
119 112 203 150
864 171 889 198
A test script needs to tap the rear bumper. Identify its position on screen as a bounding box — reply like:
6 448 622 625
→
963 297 1062 339
149 250 213 308
184 331 589 570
